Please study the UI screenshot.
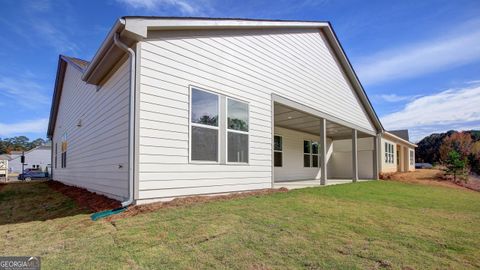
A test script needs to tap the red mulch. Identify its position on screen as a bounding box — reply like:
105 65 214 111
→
108 187 289 221
47 180 121 212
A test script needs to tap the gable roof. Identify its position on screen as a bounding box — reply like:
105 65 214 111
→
389 129 410 141
47 16 384 138
47 55 89 138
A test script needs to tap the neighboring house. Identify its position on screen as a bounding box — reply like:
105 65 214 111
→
47 17 411 205
8 143 52 174
381 130 417 174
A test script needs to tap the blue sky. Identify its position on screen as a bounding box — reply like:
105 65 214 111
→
0 0 479 142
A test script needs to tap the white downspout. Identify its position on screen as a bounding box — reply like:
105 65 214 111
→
113 33 136 207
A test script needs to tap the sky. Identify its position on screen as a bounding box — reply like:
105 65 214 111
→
0 0 479 142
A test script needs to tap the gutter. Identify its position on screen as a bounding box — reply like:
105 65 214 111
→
113 32 136 208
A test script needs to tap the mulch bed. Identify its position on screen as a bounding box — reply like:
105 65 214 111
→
0 183 5 192
108 187 289 221
47 180 121 212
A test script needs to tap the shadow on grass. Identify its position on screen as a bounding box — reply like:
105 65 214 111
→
0 181 90 225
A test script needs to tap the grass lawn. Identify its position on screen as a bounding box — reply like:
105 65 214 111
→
1 180 479 269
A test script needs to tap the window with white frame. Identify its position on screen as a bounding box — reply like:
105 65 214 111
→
61 133 67 168
227 98 249 163
385 142 394 164
304 140 319 167
410 150 414 165
55 143 58 169
190 88 219 162
274 135 282 167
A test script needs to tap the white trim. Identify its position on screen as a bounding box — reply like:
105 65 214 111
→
188 86 221 164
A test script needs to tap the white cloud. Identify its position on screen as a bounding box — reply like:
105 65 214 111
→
0 77 50 109
0 118 48 137
375 93 418 103
357 20 480 85
116 0 206 15
381 85 480 141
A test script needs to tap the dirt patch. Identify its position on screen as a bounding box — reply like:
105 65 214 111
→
0 183 5 191
109 188 288 221
47 180 121 212
384 169 479 191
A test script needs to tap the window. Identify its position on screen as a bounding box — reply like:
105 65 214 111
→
410 150 414 166
54 143 58 169
303 140 319 167
311 141 319 168
385 142 394 164
304 140 311 167
274 135 282 167
61 133 67 168
227 98 249 163
190 88 219 162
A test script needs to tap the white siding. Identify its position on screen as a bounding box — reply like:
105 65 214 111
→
137 28 376 200
51 62 130 200
8 147 51 174
328 138 375 179
274 127 332 181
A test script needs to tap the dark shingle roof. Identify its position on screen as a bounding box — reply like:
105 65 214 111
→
389 130 410 141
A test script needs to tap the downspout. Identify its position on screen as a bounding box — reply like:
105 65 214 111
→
113 33 136 208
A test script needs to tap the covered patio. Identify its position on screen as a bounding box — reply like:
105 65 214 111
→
272 95 379 188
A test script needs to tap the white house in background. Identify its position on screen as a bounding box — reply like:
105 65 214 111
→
8 143 52 174
380 130 416 174
47 17 413 205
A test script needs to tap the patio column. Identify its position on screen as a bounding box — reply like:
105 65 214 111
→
373 135 379 179
320 118 327 185
352 129 358 182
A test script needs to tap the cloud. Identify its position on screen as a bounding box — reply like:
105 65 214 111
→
357 20 480 85
116 0 207 15
380 85 480 141
375 94 418 103
0 118 49 137
0 76 50 109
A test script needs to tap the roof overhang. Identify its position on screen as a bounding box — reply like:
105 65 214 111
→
383 131 418 148
80 16 384 133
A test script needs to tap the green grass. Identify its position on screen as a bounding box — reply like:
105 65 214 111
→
1 181 479 269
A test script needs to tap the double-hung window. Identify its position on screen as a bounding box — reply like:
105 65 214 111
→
274 135 282 167
410 150 414 165
304 140 319 167
61 133 67 168
190 88 219 162
385 142 394 164
227 98 249 163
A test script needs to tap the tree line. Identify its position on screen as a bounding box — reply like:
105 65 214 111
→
416 130 480 180
0 136 47 155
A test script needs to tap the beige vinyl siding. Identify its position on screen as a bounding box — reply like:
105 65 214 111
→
51 61 130 200
380 138 397 173
137 28 375 200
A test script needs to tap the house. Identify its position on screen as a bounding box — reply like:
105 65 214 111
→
8 144 52 174
8 143 52 174
380 130 417 174
47 17 414 205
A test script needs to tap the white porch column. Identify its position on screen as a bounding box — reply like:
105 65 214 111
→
320 118 327 185
373 135 379 179
352 129 358 182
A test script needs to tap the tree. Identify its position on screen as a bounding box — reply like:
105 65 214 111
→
444 150 468 182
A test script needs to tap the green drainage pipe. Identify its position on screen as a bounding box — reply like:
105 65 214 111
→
91 207 127 221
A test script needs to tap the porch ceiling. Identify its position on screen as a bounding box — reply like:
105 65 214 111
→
274 103 371 139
